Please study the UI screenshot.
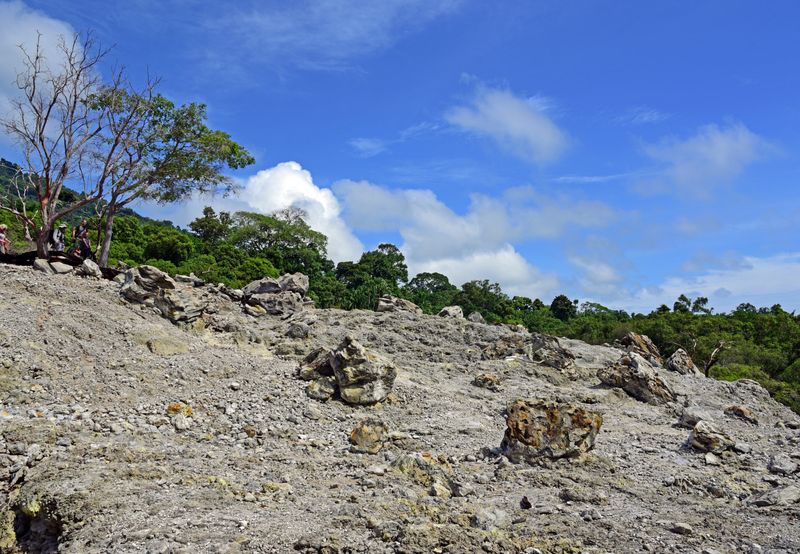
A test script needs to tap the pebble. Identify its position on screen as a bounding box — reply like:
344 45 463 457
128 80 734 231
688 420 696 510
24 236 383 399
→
670 522 694 535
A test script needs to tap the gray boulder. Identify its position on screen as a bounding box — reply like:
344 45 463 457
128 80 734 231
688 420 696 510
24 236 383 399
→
330 336 396 405
120 265 176 304
242 277 281 296
666 348 701 375
50 261 73 274
279 273 310 296
248 291 304 317
467 311 486 324
376 295 423 315
33 258 54 274
690 421 733 453
621 332 663 366
243 273 310 317
597 352 675 405
75 258 103 278
438 305 464 319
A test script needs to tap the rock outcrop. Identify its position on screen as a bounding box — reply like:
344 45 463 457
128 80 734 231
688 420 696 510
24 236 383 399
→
621 332 663 366
74 258 103 278
501 399 602 462
467 311 486 324
597 352 675 404
376 295 423 315
330 336 397 405
666 348 701 375
243 272 310 317
438 305 464 319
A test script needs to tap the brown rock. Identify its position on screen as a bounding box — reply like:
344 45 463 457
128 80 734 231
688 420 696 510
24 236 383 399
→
690 421 733 453
472 373 502 391
501 399 603 462
597 353 675 405
724 405 758 425
331 336 396 405
349 418 387 454
621 332 663 366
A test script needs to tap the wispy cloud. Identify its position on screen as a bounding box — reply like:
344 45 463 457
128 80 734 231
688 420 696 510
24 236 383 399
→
638 122 771 197
446 85 570 165
617 106 671 125
349 121 440 158
553 173 635 184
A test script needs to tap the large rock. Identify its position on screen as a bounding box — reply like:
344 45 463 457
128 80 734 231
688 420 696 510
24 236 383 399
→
248 291 304 317
119 266 207 324
330 336 396 405
298 347 334 381
50 261 73 274
501 399 602 462
526 333 576 371
438 305 464 319
243 273 310 317
750 486 800 507
119 265 176 304
33 258 54 274
690 421 733 453
467 311 486 324
74 258 103 279
279 273 310 296
621 332 663 366
349 418 387 454
597 352 675 405
376 295 423 315
666 348 701 375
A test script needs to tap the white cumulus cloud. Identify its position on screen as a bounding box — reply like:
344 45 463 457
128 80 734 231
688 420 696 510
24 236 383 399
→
642 122 770 196
446 86 570 165
238 162 363 263
0 1 75 124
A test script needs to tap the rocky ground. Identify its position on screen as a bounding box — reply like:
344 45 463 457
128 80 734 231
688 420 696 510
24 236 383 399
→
1 263 799 553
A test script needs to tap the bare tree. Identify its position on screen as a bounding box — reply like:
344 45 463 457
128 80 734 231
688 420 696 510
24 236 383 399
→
0 33 127 256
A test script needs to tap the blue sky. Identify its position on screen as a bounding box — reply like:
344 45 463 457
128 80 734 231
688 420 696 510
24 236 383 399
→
1 0 799 312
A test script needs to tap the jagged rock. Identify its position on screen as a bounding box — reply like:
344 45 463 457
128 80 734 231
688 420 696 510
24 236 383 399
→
467 311 486 324
597 352 675 404
330 336 396 405
242 277 282 296
298 348 334 381
248 291 304 317
768 454 798 475
621 332 663 366
279 273 310 296
750 485 800 507
666 348 700 375
175 273 205 286
690 421 733 453
376 295 423 315
119 265 176 304
74 258 103 278
50 261 73 274
526 333 576 371
154 287 209 324
33 258 54 274
349 418 387 454
481 334 527 360
472 373 502 391
438 305 464 319
306 376 337 401
119 266 208 323
500 399 602 462
725 405 758 425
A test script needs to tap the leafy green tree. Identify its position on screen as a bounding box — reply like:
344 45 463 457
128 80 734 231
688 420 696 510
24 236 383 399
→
402 272 458 314
550 294 577 321
673 294 692 314
189 207 231 246
453 280 514 324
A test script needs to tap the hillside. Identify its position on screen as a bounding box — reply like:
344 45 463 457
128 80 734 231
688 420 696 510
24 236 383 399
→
1 263 799 553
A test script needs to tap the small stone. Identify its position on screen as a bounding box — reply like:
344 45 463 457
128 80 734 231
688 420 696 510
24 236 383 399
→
230 382 241 391
691 421 733 453
767 453 798 475
173 414 192 431
670 522 694 535
704 452 721 465
750 485 800 507
733 442 752 454
725 405 758 425
349 418 387 454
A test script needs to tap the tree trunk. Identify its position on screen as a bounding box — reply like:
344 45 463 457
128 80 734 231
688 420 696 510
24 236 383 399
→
36 224 50 258
98 209 116 268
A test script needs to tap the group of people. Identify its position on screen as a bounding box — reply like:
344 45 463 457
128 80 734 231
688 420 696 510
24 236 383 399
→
0 218 92 259
50 218 93 259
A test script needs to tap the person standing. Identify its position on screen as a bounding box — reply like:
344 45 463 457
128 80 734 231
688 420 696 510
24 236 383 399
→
72 218 88 242
50 223 67 252
0 224 10 254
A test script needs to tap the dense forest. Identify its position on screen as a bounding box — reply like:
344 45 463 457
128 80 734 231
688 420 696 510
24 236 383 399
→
2 158 799 412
